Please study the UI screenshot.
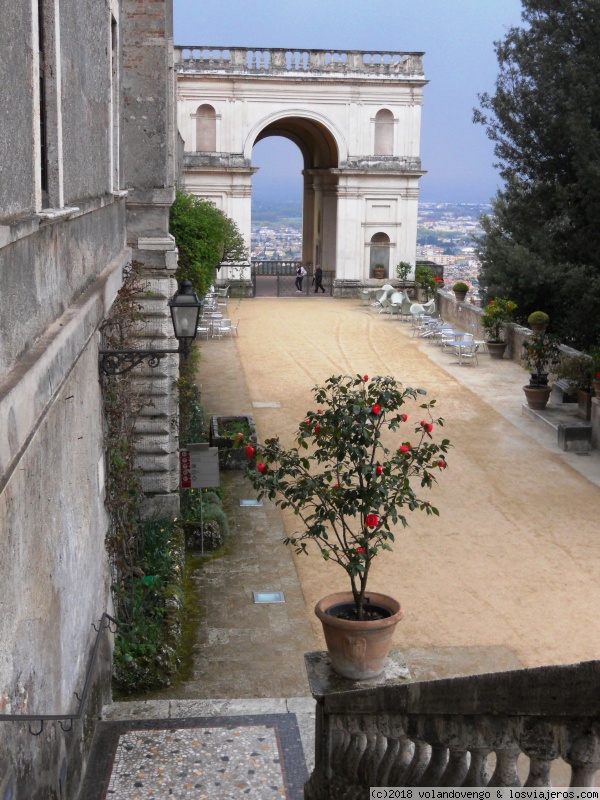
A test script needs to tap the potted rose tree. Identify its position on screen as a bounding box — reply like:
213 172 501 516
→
480 297 517 359
245 374 450 680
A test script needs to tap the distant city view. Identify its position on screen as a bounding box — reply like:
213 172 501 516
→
251 198 490 296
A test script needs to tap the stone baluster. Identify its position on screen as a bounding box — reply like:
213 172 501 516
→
376 715 414 787
347 52 363 72
400 717 431 786
518 718 560 787
417 717 449 786
436 716 470 787
329 713 350 780
563 725 600 787
340 714 368 786
483 717 521 786
459 717 491 786
356 715 385 787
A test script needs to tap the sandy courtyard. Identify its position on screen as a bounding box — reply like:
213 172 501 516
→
200 296 600 670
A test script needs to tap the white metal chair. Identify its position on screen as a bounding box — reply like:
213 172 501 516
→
217 318 233 338
230 318 240 337
455 339 479 366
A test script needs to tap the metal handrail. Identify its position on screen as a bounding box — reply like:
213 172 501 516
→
0 612 117 735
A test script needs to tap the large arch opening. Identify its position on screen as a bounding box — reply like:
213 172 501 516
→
249 115 340 288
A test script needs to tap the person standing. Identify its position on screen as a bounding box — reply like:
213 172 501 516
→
295 264 307 292
314 264 326 293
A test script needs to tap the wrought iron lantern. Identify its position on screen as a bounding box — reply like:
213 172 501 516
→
99 279 202 376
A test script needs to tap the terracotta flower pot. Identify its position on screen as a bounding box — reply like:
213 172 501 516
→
314 591 403 680
453 291 467 302
486 341 508 360
523 384 552 410
530 323 548 333
593 379 600 398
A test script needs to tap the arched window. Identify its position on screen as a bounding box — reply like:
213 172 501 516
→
370 232 390 276
374 109 394 156
195 104 216 151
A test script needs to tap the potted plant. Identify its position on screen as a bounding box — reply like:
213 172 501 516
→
527 311 549 333
414 265 437 301
480 297 517 359
244 374 450 680
395 261 412 288
373 263 386 279
452 281 469 302
522 332 561 410
556 353 595 420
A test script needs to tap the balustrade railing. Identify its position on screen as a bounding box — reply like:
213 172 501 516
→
175 47 424 77
306 659 600 798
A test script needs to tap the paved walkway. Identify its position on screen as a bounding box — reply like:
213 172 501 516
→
92 296 600 799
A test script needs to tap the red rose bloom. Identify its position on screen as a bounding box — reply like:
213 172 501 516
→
437 460 446 469
376 465 383 475
365 513 379 528
314 424 321 433
245 445 255 458
363 375 368 381
399 445 409 453
421 420 433 433
257 462 266 473
371 404 381 415
355 547 366 554
401 414 408 422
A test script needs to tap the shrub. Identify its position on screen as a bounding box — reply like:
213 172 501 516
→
527 311 550 326
112 519 185 695
453 281 469 292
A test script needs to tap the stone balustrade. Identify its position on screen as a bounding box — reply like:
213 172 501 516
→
305 658 600 798
174 47 424 78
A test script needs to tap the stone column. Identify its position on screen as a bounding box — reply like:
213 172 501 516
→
121 0 180 518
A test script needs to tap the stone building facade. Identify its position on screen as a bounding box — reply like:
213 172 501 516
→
0 1 178 797
176 47 427 291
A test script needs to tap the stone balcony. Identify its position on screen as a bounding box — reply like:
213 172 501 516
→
174 46 425 79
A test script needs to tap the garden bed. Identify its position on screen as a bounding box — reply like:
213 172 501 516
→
209 414 257 469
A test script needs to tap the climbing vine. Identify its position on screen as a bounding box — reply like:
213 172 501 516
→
100 264 184 694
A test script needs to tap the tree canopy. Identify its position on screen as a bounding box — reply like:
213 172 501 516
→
474 0 600 349
169 190 248 296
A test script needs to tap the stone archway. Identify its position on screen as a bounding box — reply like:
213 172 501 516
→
176 46 426 292
249 114 341 270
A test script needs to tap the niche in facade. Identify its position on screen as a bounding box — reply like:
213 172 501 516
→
374 109 394 156
196 104 216 151
370 232 390 275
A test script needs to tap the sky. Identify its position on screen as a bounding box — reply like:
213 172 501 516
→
173 0 525 204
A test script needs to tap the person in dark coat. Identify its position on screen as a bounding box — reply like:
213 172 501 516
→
314 264 326 293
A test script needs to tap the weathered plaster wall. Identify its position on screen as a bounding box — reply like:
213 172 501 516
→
0 5 36 218
0 199 126 377
0 345 113 800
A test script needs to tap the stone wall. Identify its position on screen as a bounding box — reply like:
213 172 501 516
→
0 0 179 795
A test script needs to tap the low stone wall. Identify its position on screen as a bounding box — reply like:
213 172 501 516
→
438 290 534 366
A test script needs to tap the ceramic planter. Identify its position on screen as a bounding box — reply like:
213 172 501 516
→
453 290 467 302
315 591 403 680
373 268 386 279
523 384 552 410
487 341 508 360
